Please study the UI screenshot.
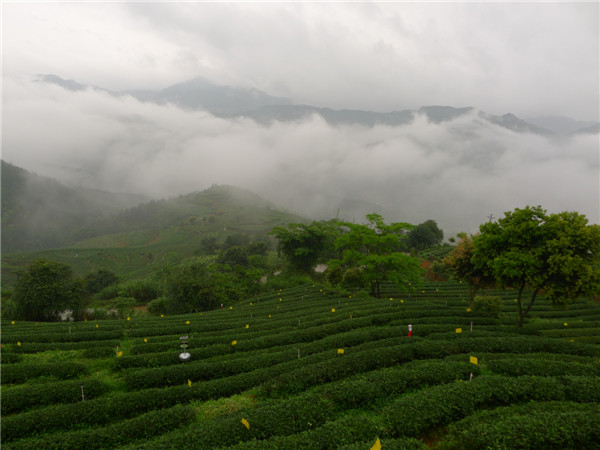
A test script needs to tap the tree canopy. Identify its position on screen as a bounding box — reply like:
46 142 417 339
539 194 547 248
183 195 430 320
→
328 214 422 297
443 233 495 307
12 258 84 321
163 262 229 314
269 221 339 273
472 206 600 326
406 219 444 251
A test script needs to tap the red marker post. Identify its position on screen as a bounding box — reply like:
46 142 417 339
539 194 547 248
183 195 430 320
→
408 324 412 337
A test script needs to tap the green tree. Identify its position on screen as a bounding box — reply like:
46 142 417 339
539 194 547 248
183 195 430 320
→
223 233 250 250
83 269 119 295
406 219 444 251
443 233 495 307
269 221 339 273
472 206 600 327
247 240 269 256
329 214 422 298
163 262 228 314
217 246 250 267
199 236 219 255
12 258 84 321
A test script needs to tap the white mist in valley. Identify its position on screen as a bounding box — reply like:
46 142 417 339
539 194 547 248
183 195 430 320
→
3 77 598 236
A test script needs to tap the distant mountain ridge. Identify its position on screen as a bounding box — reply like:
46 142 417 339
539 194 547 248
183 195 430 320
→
524 115 600 135
37 74 292 115
36 74 598 135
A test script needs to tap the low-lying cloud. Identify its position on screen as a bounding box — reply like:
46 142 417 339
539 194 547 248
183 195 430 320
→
3 77 598 237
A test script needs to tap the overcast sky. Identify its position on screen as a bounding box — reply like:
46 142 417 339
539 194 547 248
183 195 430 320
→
2 2 599 235
3 2 598 120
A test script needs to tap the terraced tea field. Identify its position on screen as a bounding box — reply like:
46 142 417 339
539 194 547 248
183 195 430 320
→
2 282 600 449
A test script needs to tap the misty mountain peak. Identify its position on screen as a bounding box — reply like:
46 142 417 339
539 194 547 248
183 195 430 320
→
36 74 87 91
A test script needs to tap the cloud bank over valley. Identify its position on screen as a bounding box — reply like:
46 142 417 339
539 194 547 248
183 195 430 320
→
3 77 598 236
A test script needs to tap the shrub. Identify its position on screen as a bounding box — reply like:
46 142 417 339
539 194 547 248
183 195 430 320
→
112 297 136 318
5 404 196 450
146 297 168 316
1 361 87 385
224 414 383 449
438 401 600 449
2 378 109 415
118 279 162 304
487 358 600 377
473 295 503 318
97 284 120 300
384 375 600 438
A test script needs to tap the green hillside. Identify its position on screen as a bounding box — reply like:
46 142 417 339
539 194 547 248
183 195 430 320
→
1 160 148 253
2 281 599 448
1 184 307 287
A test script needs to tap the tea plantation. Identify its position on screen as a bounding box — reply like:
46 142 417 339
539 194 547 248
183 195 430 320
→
2 281 600 449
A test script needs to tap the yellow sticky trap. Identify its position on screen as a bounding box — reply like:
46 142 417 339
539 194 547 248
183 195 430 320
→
230 306 233 310
231 340 237 346
337 348 344 355
569 339 575 342
401 300 404 304
250 302 253 306
161 314 164 318
456 328 462 334
96 324 99 328
117 351 123 357
144 338 148 343
188 379 192 387
11 321 15 325
371 437 382 450
245 324 249 329
279 298 282 302
389 297 393 301
241 418 250 429
331 308 336 313
466 308 472 312
470 356 478 365
564 323 568 327
127 317 130 321
268 315 271 318
186 321 190 325
17 341 21 346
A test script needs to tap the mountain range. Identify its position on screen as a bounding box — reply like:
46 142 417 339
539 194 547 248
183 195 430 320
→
36 74 598 136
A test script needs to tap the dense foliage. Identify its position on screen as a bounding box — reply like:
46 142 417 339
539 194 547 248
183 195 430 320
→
328 214 422 297
472 206 600 326
12 258 84 321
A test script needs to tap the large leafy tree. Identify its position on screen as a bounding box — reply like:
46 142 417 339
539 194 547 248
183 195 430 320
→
443 233 495 307
329 214 422 298
406 219 444 251
83 268 119 295
13 258 84 321
163 262 229 314
472 206 600 326
269 221 339 273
